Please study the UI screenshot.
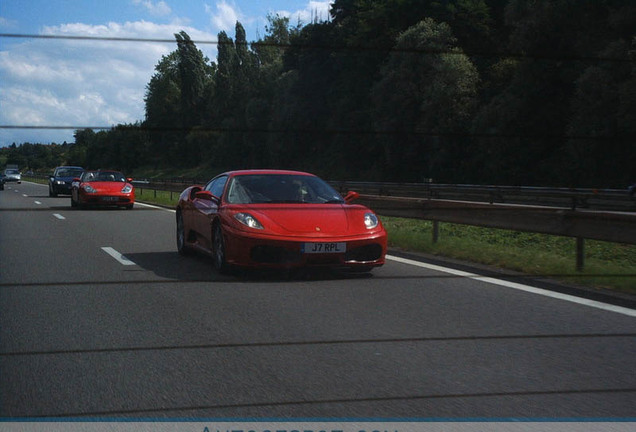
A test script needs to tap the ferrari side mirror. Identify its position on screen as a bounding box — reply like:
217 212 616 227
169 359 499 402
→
195 190 220 204
343 191 360 203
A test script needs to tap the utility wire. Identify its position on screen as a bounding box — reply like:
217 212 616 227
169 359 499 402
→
1 32 633 63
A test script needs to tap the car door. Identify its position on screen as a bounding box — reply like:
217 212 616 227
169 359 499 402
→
192 175 227 250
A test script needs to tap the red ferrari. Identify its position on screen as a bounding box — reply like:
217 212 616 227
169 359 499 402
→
176 170 387 272
71 170 135 209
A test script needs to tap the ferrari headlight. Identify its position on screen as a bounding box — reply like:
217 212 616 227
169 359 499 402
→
121 184 133 193
234 213 264 229
364 212 379 229
83 185 97 193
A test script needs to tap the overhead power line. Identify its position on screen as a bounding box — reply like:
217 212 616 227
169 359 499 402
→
0 33 633 64
0 33 213 45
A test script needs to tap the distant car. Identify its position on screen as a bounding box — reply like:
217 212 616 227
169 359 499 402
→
176 169 387 272
49 166 84 196
70 170 135 209
3 169 21 184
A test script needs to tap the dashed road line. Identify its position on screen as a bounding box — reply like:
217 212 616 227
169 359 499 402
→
101 247 136 266
53 213 65 220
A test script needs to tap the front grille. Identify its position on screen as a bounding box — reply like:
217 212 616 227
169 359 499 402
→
344 244 383 262
306 256 341 265
251 245 302 264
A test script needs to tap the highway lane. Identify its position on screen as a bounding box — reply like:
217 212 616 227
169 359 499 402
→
1 181 635 418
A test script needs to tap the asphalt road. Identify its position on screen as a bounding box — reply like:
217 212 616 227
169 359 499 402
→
1 181 635 418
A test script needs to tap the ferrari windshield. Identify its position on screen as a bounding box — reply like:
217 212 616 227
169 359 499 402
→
55 168 83 177
82 171 126 182
226 174 344 204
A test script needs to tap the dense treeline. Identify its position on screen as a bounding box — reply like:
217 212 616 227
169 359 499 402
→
3 0 635 187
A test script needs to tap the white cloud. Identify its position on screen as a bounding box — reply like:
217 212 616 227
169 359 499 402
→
297 1 333 24
0 21 217 146
133 0 172 17
276 1 333 25
205 0 243 33
0 16 19 30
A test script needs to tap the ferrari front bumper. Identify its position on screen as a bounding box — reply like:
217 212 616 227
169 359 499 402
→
222 226 387 269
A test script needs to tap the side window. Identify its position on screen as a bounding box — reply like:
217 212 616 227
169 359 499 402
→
205 176 228 199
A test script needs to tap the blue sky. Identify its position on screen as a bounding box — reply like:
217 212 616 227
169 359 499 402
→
0 0 333 147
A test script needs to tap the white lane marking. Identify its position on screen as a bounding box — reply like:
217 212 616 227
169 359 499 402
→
101 247 136 266
135 201 176 212
386 254 636 318
34 201 42 205
53 213 65 220
23 194 28 197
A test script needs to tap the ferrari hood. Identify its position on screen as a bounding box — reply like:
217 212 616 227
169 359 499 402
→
254 205 350 235
85 182 130 192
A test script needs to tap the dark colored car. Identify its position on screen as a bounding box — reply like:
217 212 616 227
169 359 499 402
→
0 173 5 190
49 166 85 196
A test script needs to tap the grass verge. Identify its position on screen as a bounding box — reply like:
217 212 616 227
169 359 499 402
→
382 216 636 294
135 187 181 208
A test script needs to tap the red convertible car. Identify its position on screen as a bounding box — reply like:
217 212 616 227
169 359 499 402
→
71 170 135 209
176 170 387 272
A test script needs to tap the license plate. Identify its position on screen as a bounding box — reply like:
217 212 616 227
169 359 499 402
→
302 242 346 254
101 196 118 201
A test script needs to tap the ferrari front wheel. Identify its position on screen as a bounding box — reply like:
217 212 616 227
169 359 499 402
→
212 223 229 273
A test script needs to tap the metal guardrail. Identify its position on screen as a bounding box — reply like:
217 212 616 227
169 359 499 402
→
329 181 636 212
356 194 636 244
354 194 636 271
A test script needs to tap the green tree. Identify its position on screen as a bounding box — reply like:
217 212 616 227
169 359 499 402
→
175 31 212 130
174 31 215 164
144 51 181 166
470 0 636 186
371 18 479 181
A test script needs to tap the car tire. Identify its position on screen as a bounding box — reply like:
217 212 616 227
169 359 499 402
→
213 222 229 273
49 185 57 197
176 210 191 256
71 195 77 208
